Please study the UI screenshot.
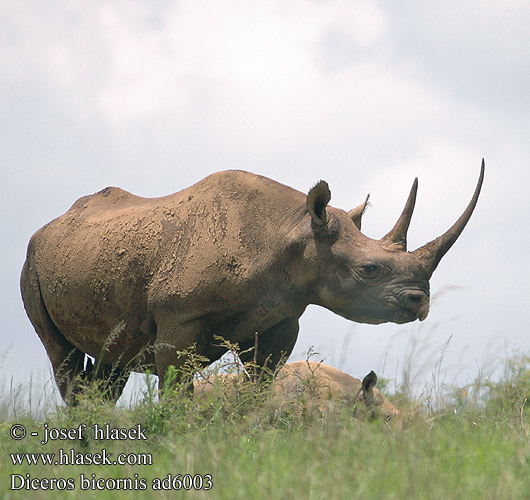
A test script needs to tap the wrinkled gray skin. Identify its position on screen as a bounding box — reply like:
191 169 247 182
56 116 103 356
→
20 163 484 404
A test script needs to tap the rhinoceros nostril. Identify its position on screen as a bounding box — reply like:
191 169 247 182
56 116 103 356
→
402 291 428 314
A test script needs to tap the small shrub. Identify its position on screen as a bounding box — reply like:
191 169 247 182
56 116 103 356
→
484 352 530 417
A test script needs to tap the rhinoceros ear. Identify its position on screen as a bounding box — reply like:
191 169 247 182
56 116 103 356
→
361 370 378 413
307 181 331 225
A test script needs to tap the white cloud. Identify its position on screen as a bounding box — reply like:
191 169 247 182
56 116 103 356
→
86 0 459 179
2 0 511 181
1 2 391 137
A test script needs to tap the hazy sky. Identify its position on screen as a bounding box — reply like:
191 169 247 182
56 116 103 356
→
2 1 529 402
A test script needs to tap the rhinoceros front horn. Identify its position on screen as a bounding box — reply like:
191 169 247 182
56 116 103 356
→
413 159 485 277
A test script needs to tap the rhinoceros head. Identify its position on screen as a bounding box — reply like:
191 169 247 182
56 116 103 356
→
302 161 484 325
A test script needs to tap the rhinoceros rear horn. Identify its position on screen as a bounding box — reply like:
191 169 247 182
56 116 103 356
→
348 194 370 230
381 177 418 250
307 180 331 225
413 159 485 277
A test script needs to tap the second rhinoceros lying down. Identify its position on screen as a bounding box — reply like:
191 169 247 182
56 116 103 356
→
194 360 400 421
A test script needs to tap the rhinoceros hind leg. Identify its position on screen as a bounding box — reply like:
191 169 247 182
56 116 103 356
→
75 357 130 403
24 297 85 404
20 260 86 405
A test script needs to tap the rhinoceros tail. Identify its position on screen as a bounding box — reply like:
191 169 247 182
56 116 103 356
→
20 249 85 404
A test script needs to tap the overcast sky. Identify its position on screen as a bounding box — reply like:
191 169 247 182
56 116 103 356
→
2 1 529 404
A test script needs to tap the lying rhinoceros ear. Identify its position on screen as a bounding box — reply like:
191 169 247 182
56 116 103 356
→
307 180 331 225
362 370 377 389
361 370 377 399
361 370 378 418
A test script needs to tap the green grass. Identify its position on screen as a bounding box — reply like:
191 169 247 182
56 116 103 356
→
2 352 530 500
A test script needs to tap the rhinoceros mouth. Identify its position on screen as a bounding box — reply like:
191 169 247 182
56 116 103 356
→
388 303 429 324
353 307 422 325
417 302 430 321
395 288 430 323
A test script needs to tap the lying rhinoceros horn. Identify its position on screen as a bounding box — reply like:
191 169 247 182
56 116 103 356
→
413 159 485 277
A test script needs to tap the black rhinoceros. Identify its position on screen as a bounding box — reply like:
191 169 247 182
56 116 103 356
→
21 162 484 403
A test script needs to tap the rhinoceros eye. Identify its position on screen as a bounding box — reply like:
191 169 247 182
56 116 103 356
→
360 263 379 277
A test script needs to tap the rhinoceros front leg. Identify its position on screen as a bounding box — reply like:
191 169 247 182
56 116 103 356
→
153 316 300 392
238 316 300 377
153 319 224 393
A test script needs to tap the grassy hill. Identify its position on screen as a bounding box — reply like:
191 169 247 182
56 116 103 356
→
2 352 530 499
